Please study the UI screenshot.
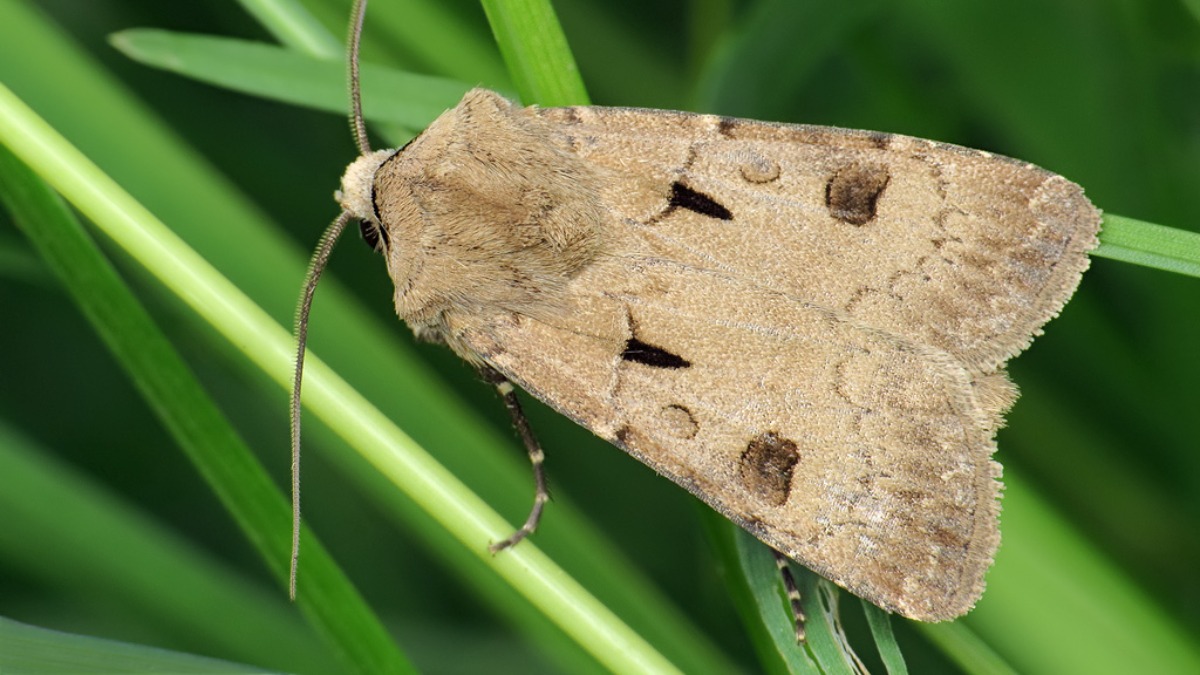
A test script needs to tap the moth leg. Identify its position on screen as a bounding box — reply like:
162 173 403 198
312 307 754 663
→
773 549 807 643
481 367 550 553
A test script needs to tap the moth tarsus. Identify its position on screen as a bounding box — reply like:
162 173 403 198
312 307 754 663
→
481 366 550 553
773 549 807 643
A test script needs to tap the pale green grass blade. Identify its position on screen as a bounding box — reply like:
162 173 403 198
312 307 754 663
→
1094 213 1200 278
336 0 511 85
256 0 509 85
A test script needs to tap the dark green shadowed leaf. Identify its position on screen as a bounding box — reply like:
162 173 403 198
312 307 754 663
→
695 0 884 118
0 616 280 674
918 622 1017 675
0 419 339 673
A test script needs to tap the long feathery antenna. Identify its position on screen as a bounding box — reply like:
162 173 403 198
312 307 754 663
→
290 0 371 599
349 0 371 155
290 211 352 599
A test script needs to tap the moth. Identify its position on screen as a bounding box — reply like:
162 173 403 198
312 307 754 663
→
291 0 1101 633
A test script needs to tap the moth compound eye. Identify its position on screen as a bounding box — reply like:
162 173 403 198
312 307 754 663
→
358 219 385 252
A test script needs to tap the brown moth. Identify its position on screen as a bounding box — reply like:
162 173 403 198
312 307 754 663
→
292 0 1101 628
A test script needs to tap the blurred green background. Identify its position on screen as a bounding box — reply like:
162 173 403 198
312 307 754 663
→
1 0 1198 673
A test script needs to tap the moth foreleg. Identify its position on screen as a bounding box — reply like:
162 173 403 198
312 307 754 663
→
773 549 808 643
481 366 550 553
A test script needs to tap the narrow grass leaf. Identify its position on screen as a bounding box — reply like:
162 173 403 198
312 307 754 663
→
110 30 469 129
1094 213 1200 278
479 0 589 106
235 0 341 58
860 602 906 675
732 526 851 674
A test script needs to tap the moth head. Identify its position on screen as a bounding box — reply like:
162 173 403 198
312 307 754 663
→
332 149 388 247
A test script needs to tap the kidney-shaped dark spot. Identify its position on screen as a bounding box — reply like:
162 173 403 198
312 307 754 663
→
739 432 801 506
825 163 890 225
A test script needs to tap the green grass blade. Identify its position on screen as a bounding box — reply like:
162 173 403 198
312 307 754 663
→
110 29 470 127
1094 213 1200 278
0 82 684 675
236 0 341 58
479 0 589 105
728 524 857 675
346 0 511 86
239 0 509 85
0 138 414 674
861 603 906 675
0 616 279 675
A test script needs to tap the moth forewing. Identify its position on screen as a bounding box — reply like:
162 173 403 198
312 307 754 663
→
337 88 1099 621
283 49 1105 631
465 258 1004 621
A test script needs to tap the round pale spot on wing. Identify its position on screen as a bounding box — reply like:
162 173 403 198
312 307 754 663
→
738 151 781 184
825 162 890 225
659 404 699 439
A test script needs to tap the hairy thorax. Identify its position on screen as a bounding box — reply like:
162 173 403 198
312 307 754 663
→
340 90 609 348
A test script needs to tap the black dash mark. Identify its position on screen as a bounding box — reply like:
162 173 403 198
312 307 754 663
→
669 182 733 220
622 337 691 369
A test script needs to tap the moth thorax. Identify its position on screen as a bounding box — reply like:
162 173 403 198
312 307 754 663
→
337 149 393 220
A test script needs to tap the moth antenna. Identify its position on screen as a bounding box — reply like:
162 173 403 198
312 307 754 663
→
348 0 371 155
290 210 353 599
289 0 372 603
